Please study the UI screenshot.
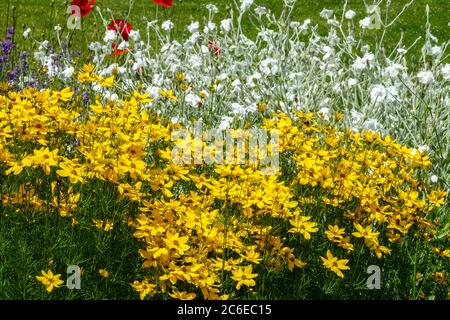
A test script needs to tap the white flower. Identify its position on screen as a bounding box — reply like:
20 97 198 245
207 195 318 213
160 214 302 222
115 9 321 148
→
441 64 450 80
231 79 241 87
206 4 219 14
430 175 438 183
444 96 450 107
132 58 146 72
370 84 387 104
221 19 233 33
348 78 358 87
254 6 267 17
23 28 31 39
260 58 279 75
430 46 442 56
103 30 117 43
146 86 161 98
204 22 216 33
418 145 429 153
188 21 199 33
322 46 334 60
364 118 383 133
345 10 356 20
350 109 364 123
240 0 254 12
218 116 233 130
284 0 296 6
290 21 301 29
352 52 375 70
417 70 434 84
88 42 102 51
385 63 405 78
327 19 340 27
129 30 140 42
61 67 74 79
185 93 201 107
54 25 62 32
319 107 330 120
104 91 118 102
320 9 333 19
117 41 129 51
359 17 372 29
369 85 398 104
162 20 174 32
231 103 245 115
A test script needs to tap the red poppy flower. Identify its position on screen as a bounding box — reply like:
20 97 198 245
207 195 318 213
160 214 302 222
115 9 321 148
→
71 0 95 17
107 19 133 41
111 43 128 57
152 0 173 8
208 40 222 57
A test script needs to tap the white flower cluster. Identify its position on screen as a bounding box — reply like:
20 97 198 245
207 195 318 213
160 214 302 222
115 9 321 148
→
32 2 450 187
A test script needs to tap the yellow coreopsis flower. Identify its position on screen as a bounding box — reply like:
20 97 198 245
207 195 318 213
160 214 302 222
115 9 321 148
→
56 159 84 184
32 147 59 175
131 279 157 300
432 247 450 258
95 75 115 87
163 232 190 256
159 89 177 101
231 265 258 290
427 190 447 207
82 64 95 73
288 215 319 240
169 291 196 300
99 269 110 278
130 91 153 105
352 223 379 240
36 270 64 293
286 252 306 271
325 224 345 241
431 272 447 285
51 87 74 102
320 250 350 278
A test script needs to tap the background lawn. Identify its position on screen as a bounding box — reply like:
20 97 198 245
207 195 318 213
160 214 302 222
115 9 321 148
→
1 0 449 61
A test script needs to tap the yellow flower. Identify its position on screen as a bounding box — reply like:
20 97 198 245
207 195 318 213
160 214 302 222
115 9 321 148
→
99 269 110 278
427 190 447 207
36 270 64 293
288 215 319 240
56 159 84 184
325 225 345 241
432 247 450 258
104 221 114 231
169 291 196 300
284 249 306 272
92 219 114 232
352 223 379 240
231 265 258 290
432 272 447 285
159 89 177 101
51 87 74 102
130 91 153 105
163 232 190 256
131 279 157 300
320 250 350 278
82 64 95 73
95 75 115 87
32 147 59 175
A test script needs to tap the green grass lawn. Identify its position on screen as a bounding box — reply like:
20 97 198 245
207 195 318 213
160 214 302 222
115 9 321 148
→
1 0 449 59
